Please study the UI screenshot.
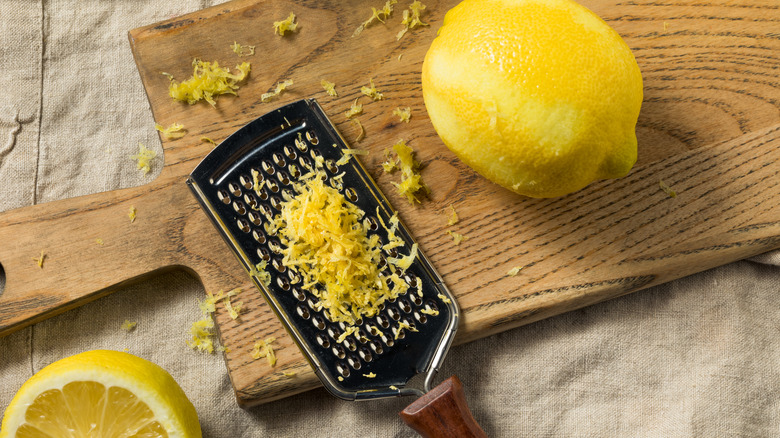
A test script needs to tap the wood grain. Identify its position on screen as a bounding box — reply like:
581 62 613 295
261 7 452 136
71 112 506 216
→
0 0 778 407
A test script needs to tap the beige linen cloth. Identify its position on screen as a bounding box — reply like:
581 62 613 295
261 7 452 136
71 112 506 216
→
1 1 779 436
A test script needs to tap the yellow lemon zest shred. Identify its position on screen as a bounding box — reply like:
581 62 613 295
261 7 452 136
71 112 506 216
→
33 250 46 269
363 372 377 378
352 119 366 143
361 78 385 101
130 143 156 175
446 230 465 245
336 148 369 166
155 122 187 140
389 140 428 204
121 320 137 332
396 1 429 40
129 206 137 223
321 79 338 97
393 107 411 123
231 41 255 57
273 12 298 36
659 179 678 198
251 337 278 367
507 266 523 276
167 59 251 107
447 204 459 226
353 0 398 37
345 98 364 119
262 79 294 102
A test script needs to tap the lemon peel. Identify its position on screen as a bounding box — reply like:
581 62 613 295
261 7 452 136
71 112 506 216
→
168 59 251 107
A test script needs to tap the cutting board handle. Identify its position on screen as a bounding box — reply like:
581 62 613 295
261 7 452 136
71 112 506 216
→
400 375 487 438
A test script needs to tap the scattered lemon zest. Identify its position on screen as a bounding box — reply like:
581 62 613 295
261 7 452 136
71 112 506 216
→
507 266 523 276
261 79 294 102
382 148 398 173
390 385 399 390
659 180 677 198
388 243 417 270
167 59 251 107
447 204 459 226
337 326 359 344
393 320 418 339
663 21 669 32
338 376 344 381
321 79 338 97
224 294 243 320
393 107 411 123
398 54 403 61
446 230 465 245
437 293 451 304
201 137 217 146
96 238 104 246
345 98 364 119
361 78 385 101
336 148 369 166
130 143 156 175
353 0 398 37
389 140 428 204
352 119 366 143
363 372 377 378
273 12 299 36
396 1 429 40
33 250 46 269
249 260 272 287
121 320 137 332
420 307 439 316
188 289 239 353
251 337 278 366
129 206 137 223
155 122 187 140
283 371 297 377
231 41 255 57
216 346 231 353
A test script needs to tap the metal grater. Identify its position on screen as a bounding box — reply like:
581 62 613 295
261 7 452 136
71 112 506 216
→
187 98 458 401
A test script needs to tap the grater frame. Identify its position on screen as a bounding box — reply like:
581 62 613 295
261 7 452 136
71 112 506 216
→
186 98 458 401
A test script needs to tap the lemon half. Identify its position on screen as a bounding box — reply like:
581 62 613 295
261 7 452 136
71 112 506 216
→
1 350 201 438
422 0 643 198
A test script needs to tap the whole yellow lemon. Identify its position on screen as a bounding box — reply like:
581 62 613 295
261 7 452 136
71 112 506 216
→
422 0 643 198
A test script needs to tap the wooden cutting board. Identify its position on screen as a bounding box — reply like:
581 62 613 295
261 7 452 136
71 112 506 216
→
0 0 778 407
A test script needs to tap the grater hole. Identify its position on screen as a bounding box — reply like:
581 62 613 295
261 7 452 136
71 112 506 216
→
248 212 262 226
387 307 401 321
369 340 383 355
358 347 373 362
326 159 338 174
343 337 357 352
284 145 298 160
256 188 269 201
278 171 291 186
405 275 418 288
217 189 231 204
377 257 387 270
425 300 439 313
327 325 341 340
376 315 390 329
332 344 346 359
273 152 286 168
344 188 358 202
292 287 306 301
411 293 423 306
271 258 286 273
399 298 412 313
313 315 326 331
296 304 311 320
257 247 271 261
386 247 398 258
367 325 380 336
367 216 379 231
244 193 259 210
228 182 242 197
296 137 309 152
251 167 264 184
299 156 312 169
310 149 323 161
233 201 247 215
380 333 395 347
277 276 290 291
289 164 300 178
316 333 330 348
347 355 361 370
268 239 282 253
336 362 350 377
288 269 301 284
237 218 251 233
306 130 319 145
262 160 275 175
282 188 294 200
394 328 406 340
270 196 283 210
239 174 253 189
267 179 280 193
307 297 318 311
414 311 428 324
355 328 368 343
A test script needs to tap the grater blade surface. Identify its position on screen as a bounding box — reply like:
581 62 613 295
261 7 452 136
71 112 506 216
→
187 99 458 401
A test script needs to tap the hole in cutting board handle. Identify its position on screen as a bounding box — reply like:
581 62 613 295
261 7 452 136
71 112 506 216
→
0 261 5 298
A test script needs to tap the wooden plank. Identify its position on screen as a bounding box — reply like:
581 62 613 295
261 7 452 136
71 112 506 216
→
0 0 777 408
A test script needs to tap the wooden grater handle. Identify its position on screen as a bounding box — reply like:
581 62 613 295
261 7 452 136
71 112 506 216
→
400 375 487 438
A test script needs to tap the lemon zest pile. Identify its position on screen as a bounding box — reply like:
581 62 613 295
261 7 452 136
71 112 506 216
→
155 122 187 140
249 260 272 287
130 143 157 175
33 250 45 269
659 179 677 198
388 140 428 204
353 0 398 37
251 337 277 367
345 98 364 119
446 230 465 245
231 41 255 57
188 288 240 353
393 107 411 123
396 1 429 40
167 59 251 107
336 148 369 166
321 79 338 97
272 168 413 326
273 12 298 36
352 119 366 142
129 206 137 223
361 78 385 101
261 79 294 102
121 320 137 332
